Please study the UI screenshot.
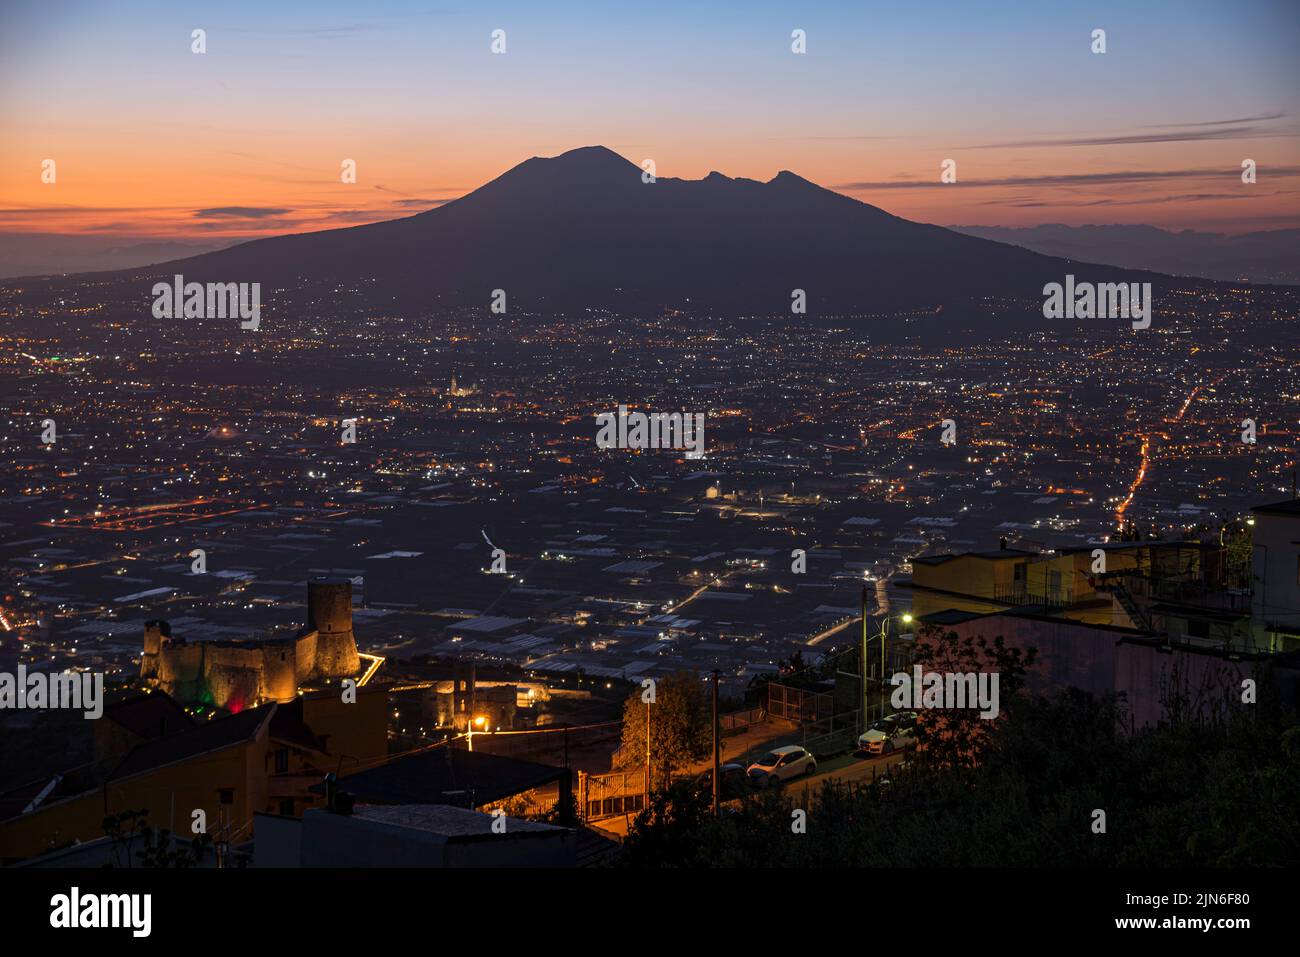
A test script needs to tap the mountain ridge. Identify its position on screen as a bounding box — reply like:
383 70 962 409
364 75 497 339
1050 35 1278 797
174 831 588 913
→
10 146 1192 326
950 222 1300 286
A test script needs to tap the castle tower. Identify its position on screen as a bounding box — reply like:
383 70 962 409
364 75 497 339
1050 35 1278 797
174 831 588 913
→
261 640 298 704
141 619 172 681
306 577 361 679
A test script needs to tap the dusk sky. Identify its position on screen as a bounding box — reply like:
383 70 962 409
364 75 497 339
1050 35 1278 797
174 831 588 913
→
2 0 1297 247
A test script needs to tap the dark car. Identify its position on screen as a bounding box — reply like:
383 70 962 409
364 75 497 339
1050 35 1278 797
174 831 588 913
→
695 762 752 800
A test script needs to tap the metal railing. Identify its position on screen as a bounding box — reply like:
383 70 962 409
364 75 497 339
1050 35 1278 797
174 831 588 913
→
577 769 646 822
767 683 835 723
993 583 1072 607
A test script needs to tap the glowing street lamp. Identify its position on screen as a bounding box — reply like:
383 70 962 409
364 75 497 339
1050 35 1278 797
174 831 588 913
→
877 612 915 719
468 714 487 751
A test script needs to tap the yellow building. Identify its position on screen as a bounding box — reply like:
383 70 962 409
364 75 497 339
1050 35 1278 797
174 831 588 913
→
908 541 1219 630
908 548 1036 621
0 687 389 863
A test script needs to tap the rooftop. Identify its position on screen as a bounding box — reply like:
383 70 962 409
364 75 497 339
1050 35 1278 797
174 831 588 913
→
328 746 568 808
351 803 564 838
103 691 195 740
912 548 1038 566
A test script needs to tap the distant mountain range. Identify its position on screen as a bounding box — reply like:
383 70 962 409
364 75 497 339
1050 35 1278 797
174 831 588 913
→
950 223 1299 286
0 234 233 279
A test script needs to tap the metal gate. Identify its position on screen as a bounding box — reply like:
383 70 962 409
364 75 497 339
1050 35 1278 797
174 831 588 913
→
577 769 647 822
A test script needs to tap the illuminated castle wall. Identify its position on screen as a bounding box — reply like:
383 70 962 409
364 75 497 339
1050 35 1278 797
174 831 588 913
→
141 577 362 711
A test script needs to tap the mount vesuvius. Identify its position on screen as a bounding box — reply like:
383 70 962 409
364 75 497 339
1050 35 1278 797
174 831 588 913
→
36 145 1173 323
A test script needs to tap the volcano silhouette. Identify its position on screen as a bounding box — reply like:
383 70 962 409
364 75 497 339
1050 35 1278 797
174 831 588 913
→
108 145 1166 320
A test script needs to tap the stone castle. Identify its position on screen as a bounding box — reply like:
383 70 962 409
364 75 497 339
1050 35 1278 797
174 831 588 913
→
140 577 362 711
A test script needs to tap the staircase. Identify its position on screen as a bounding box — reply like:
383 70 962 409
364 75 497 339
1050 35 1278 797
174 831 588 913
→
1097 580 1152 631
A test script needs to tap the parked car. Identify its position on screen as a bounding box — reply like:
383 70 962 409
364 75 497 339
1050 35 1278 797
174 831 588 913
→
694 763 752 800
746 745 817 787
857 711 918 755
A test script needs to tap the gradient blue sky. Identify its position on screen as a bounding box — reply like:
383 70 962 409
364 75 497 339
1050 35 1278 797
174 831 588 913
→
2 0 1297 241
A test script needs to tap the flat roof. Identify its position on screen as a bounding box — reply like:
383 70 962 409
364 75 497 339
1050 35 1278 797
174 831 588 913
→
351 803 565 838
450 615 528 633
1252 499 1300 517
331 747 567 808
911 549 1037 566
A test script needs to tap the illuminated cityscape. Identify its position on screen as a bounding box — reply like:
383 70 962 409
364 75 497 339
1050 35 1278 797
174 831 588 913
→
0 0 1297 936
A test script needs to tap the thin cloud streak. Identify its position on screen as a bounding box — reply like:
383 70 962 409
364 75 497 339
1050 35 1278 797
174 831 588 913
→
956 124 1298 150
193 207 293 219
838 166 1300 191
1145 112 1285 128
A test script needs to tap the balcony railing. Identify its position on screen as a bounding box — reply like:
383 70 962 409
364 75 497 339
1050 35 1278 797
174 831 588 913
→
992 584 1072 608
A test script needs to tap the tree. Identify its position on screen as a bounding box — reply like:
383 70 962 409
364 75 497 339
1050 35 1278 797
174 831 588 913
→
908 625 1036 773
615 671 710 787
1224 522 1253 589
748 646 841 705
781 650 808 675
620 682 1300 867
102 809 212 868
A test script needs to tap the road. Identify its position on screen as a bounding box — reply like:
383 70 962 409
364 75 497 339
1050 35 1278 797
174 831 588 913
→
771 748 908 807
592 747 909 837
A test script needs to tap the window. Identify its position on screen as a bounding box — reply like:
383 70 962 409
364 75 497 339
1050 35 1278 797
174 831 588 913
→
218 788 235 805
274 748 288 774
279 799 295 817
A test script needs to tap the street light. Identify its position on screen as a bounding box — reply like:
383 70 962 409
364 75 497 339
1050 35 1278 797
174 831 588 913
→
468 714 487 751
876 612 915 720
644 697 652 803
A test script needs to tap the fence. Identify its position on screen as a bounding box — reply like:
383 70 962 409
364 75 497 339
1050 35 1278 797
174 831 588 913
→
720 706 765 735
455 721 620 759
577 769 646 822
767 683 835 722
993 584 1072 608
858 640 918 684
799 708 864 757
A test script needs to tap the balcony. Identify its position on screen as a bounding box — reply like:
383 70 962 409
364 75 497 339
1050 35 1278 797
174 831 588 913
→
992 584 1072 608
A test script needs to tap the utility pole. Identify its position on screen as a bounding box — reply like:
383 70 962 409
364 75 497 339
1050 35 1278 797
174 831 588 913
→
860 582 869 727
711 670 720 817
880 616 888 700
215 807 227 869
467 663 477 752
643 698 652 804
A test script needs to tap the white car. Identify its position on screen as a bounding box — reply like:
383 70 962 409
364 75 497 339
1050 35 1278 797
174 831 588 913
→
746 745 817 787
857 711 918 755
